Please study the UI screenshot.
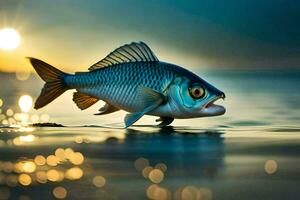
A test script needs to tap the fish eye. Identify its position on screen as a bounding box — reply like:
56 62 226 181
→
189 86 205 99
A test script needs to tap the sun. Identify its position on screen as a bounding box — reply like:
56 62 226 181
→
0 28 21 51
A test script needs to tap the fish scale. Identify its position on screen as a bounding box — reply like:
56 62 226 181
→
64 62 174 112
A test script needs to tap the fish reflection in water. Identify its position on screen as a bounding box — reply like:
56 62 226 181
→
0 125 224 200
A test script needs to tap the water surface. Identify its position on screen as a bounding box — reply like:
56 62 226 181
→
0 70 299 200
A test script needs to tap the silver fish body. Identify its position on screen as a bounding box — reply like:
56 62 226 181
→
65 62 174 113
29 42 226 127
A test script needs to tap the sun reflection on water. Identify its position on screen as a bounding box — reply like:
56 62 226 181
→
0 147 85 199
133 157 215 200
0 95 50 126
18 95 33 113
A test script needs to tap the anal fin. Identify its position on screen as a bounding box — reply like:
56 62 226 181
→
94 103 119 115
73 92 98 110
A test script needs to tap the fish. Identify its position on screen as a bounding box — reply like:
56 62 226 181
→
29 42 225 128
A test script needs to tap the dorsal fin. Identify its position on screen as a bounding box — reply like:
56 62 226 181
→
73 92 98 110
88 42 159 71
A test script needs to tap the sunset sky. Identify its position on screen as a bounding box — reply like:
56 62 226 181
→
0 0 299 72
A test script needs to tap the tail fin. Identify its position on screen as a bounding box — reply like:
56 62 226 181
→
28 57 69 109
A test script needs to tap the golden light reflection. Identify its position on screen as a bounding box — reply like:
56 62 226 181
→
36 171 47 183
52 186 67 199
22 161 36 173
6 109 13 117
264 160 278 174
18 174 32 186
181 186 201 200
146 184 159 199
47 169 60 182
65 167 83 180
18 95 33 113
34 155 46 166
13 134 36 145
46 155 59 166
19 134 35 142
75 136 83 144
0 148 86 189
142 166 153 179
0 98 3 107
64 148 74 159
146 184 171 200
174 186 213 200
92 176 106 188
55 148 66 162
69 152 84 165
148 169 164 184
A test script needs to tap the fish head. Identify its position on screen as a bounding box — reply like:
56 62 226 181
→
167 76 226 118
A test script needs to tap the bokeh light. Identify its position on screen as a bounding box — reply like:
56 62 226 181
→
92 176 106 188
46 155 59 166
55 148 66 162
6 109 13 117
21 161 36 173
36 171 47 183
19 135 35 142
69 152 84 165
16 71 30 81
47 169 60 182
65 167 83 180
142 166 153 179
18 174 32 186
75 136 83 144
148 169 164 184
52 186 67 199
34 155 46 166
146 184 171 200
264 160 278 174
18 95 33 113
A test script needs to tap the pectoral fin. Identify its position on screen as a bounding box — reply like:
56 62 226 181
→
156 117 174 127
124 87 165 128
94 103 119 115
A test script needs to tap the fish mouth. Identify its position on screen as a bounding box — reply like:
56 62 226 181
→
202 95 226 116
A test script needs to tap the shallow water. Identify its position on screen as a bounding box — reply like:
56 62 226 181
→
0 70 300 200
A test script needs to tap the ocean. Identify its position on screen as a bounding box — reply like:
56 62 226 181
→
0 70 299 200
